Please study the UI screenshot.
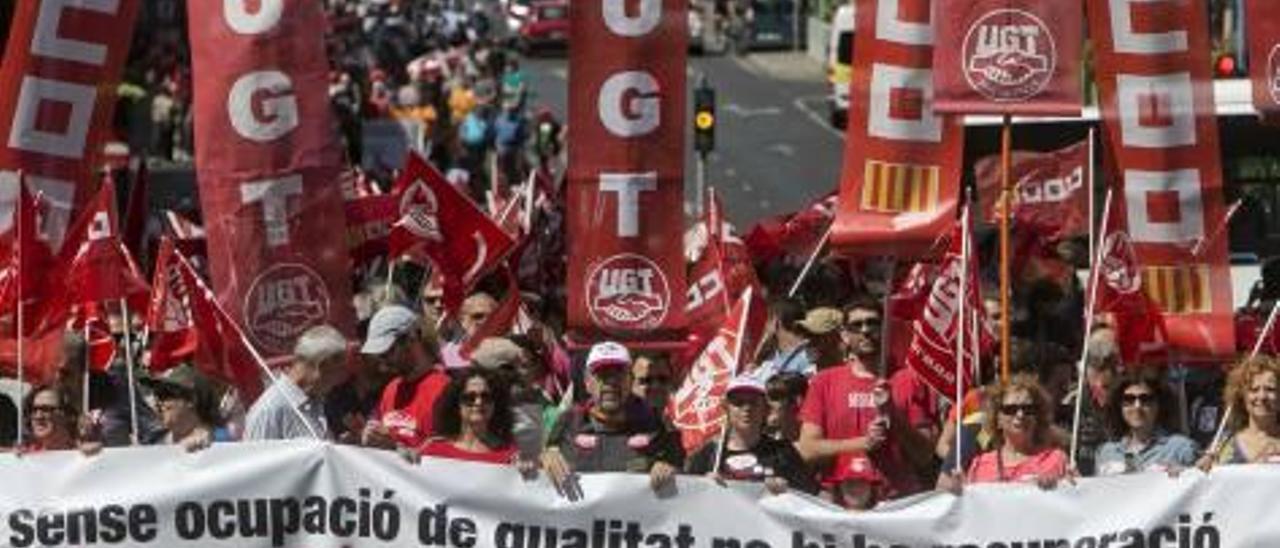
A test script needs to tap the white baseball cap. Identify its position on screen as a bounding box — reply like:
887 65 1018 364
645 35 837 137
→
586 341 631 374
725 374 767 397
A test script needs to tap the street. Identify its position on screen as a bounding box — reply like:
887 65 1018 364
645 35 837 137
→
521 51 844 227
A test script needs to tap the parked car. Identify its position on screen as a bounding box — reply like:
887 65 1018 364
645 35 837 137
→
516 0 568 53
826 3 854 128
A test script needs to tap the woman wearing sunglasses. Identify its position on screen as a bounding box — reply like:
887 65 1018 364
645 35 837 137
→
940 374 1067 491
20 385 79 452
1094 368 1197 475
420 368 517 464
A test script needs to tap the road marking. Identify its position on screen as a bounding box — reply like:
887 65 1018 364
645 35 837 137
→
792 95 845 140
724 103 783 118
769 143 796 157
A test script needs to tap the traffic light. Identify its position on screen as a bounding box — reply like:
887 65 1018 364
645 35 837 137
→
693 83 715 154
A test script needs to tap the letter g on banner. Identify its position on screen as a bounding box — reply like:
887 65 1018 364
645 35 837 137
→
598 72 661 138
228 71 299 142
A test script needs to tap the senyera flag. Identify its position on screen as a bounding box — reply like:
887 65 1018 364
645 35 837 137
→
189 0 356 360
0 0 142 246
1088 0 1234 359
567 0 687 340
932 0 1082 115
388 152 516 313
832 0 964 259
974 138 1089 242
1246 1 1280 121
668 287 767 452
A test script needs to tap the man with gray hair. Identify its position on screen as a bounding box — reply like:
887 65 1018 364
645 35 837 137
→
244 325 349 441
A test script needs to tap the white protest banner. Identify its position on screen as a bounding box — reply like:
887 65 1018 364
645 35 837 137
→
0 441 1269 547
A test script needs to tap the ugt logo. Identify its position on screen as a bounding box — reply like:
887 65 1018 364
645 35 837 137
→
962 9 1056 102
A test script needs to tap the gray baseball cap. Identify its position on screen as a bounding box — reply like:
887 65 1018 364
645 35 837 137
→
360 304 421 355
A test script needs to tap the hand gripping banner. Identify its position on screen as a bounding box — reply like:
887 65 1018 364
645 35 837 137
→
566 0 688 338
0 0 142 246
932 0 1083 115
832 0 964 259
188 0 356 358
1087 0 1234 359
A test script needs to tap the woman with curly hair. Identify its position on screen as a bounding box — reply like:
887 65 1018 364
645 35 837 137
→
1094 368 1198 475
21 385 78 452
1207 356 1280 465
938 374 1067 491
419 368 517 464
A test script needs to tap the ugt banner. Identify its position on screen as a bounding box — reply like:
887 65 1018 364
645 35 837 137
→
1087 0 1234 359
832 0 964 259
0 0 142 246
0 442 1277 547
566 0 687 339
1246 1 1280 120
932 0 1083 115
188 0 356 358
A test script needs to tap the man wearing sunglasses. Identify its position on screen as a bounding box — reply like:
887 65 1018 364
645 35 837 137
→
542 341 684 497
797 296 932 501
360 304 450 451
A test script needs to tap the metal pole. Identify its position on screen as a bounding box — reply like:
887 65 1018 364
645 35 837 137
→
696 152 708 217
787 223 832 297
120 299 141 445
1070 188 1113 470
955 205 969 473
998 115 1013 382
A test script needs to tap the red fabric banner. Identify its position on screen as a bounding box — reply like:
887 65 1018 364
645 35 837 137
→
832 0 964 259
1095 223 1166 364
1087 0 1234 360
146 237 199 372
0 0 142 244
1246 1 1280 120
188 0 356 359
974 138 1090 241
566 0 687 339
60 178 150 308
933 0 1083 115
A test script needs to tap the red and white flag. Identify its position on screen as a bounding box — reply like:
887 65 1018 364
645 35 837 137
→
669 287 767 452
388 152 516 313
459 267 526 358
566 0 687 339
832 0 964 258
932 0 1083 115
743 190 836 262
686 190 763 349
1088 0 1235 359
902 212 989 402
0 176 55 329
145 237 199 372
188 0 356 359
1094 224 1168 364
1246 1 1280 121
0 0 142 245
975 138 1090 242
343 193 398 273
59 177 150 309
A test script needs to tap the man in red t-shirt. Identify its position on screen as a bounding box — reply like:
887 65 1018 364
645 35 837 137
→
797 296 935 501
360 304 450 450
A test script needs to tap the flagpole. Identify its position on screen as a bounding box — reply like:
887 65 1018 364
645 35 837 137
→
1070 188 1113 470
998 115 1013 383
787 222 833 298
954 204 969 473
83 320 91 419
14 176 24 448
1087 128 1096 271
1207 298 1280 460
712 287 754 477
117 299 142 445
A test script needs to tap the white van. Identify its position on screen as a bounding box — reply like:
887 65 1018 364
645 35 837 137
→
826 3 855 128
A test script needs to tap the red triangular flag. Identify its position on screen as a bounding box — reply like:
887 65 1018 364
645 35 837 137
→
145 237 200 372
60 178 150 308
172 245 265 401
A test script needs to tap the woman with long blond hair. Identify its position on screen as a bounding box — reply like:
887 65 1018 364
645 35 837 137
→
1207 356 1280 465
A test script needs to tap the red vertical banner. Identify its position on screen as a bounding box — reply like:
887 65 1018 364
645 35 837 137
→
1087 0 1234 359
0 0 142 244
1246 1 1280 120
832 0 964 258
932 0 1083 115
188 0 356 359
567 0 687 339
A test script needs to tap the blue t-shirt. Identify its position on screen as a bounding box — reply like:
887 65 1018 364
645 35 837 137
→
1094 432 1199 476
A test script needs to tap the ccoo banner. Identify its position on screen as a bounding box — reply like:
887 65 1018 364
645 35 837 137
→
832 0 964 259
0 442 1275 547
1087 0 1234 359
188 0 356 358
932 0 1083 115
566 0 688 339
1245 1 1280 121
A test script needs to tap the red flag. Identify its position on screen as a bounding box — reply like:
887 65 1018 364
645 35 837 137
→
744 190 836 262
145 237 199 372
902 213 988 402
0 325 65 385
343 193 398 272
1246 1 1280 121
0 0 143 244
932 0 1083 115
122 159 149 258
389 152 516 313
78 307 117 373
174 244 265 401
0 177 55 329
974 138 1090 241
832 0 964 258
1094 228 1167 364
459 268 524 358
668 287 767 452
60 178 150 308
1088 0 1235 359
188 0 356 359
566 0 687 340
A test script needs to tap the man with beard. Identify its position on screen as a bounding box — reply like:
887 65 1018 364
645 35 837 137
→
797 295 934 501
542 342 684 496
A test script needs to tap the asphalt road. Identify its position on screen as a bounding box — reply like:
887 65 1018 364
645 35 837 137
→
520 51 844 228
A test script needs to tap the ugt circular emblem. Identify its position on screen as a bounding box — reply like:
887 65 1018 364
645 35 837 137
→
962 9 1056 102
244 263 331 354
1268 44 1280 106
586 253 671 331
